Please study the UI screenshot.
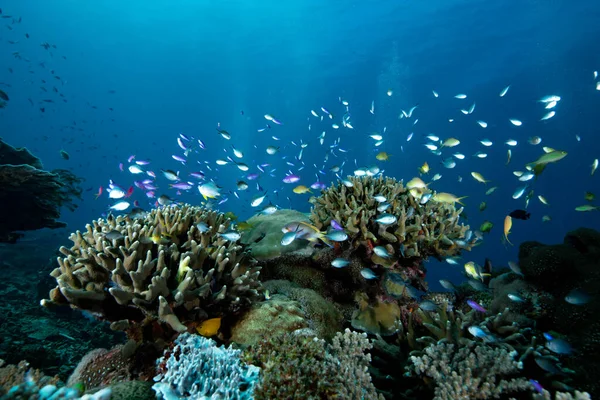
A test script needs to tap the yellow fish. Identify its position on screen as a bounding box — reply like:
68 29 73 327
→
464 261 490 281
504 215 513 246
196 317 222 337
293 185 312 194
471 172 490 184
406 177 427 190
419 162 430 174
432 192 467 205
376 152 391 161
441 138 460 147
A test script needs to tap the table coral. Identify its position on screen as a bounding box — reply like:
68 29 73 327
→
0 139 83 243
42 204 263 340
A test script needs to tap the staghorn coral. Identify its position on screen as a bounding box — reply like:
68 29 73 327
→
408 340 531 400
244 329 384 400
532 390 592 400
153 333 260 400
42 204 262 339
309 175 474 261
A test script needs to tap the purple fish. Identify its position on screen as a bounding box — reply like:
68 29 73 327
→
189 172 205 179
134 181 146 190
529 379 543 394
172 155 186 164
247 173 260 181
283 174 300 184
330 219 343 230
311 181 327 190
146 191 155 198
127 155 135 163
147 170 156 178
119 162 124 171
466 299 487 313
170 182 193 190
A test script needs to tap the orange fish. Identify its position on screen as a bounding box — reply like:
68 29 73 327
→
94 186 103 200
503 215 513 246
196 317 221 337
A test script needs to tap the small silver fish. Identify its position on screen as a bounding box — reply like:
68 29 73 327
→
375 214 397 225
331 258 350 268
281 231 297 246
507 293 525 302
219 231 241 242
546 338 573 355
373 246 391 258
196 222 210 233
325 230 348 242
565 289 591 305
361 268 377 279
439 279 456 291
419 300 438 312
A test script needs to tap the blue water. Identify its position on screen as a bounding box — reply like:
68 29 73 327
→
1 0 600 289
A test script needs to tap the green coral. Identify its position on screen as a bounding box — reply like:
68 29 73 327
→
240 209 313 260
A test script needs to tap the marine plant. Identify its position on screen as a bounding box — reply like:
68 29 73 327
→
42 204 263 341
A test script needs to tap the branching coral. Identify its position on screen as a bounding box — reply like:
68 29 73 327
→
244 329 384 400
153 333 260 400
408 340 531 399
309 175 474 261
42 204 262 339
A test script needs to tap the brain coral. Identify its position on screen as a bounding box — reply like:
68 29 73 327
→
309 175 473 263
42 204 262 337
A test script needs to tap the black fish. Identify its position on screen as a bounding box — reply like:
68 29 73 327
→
509 209 531 220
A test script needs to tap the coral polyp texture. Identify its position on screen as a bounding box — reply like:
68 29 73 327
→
153 333 260 400
309 176 473 261
42 204 262 337
408 340 531 400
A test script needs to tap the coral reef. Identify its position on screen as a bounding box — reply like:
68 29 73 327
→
230 294 309 346
0 138 83 243
408 340 531 399
42 204 263 341
0 359 59 396
244 328 384 400
153 333 260 399
518 227 600 396
67 343 135 390
240 209 314 260
309 175 474 261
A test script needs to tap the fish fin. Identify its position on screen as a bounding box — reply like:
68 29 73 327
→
457 196 468 206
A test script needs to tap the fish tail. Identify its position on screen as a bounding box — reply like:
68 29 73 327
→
457 196 468 206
